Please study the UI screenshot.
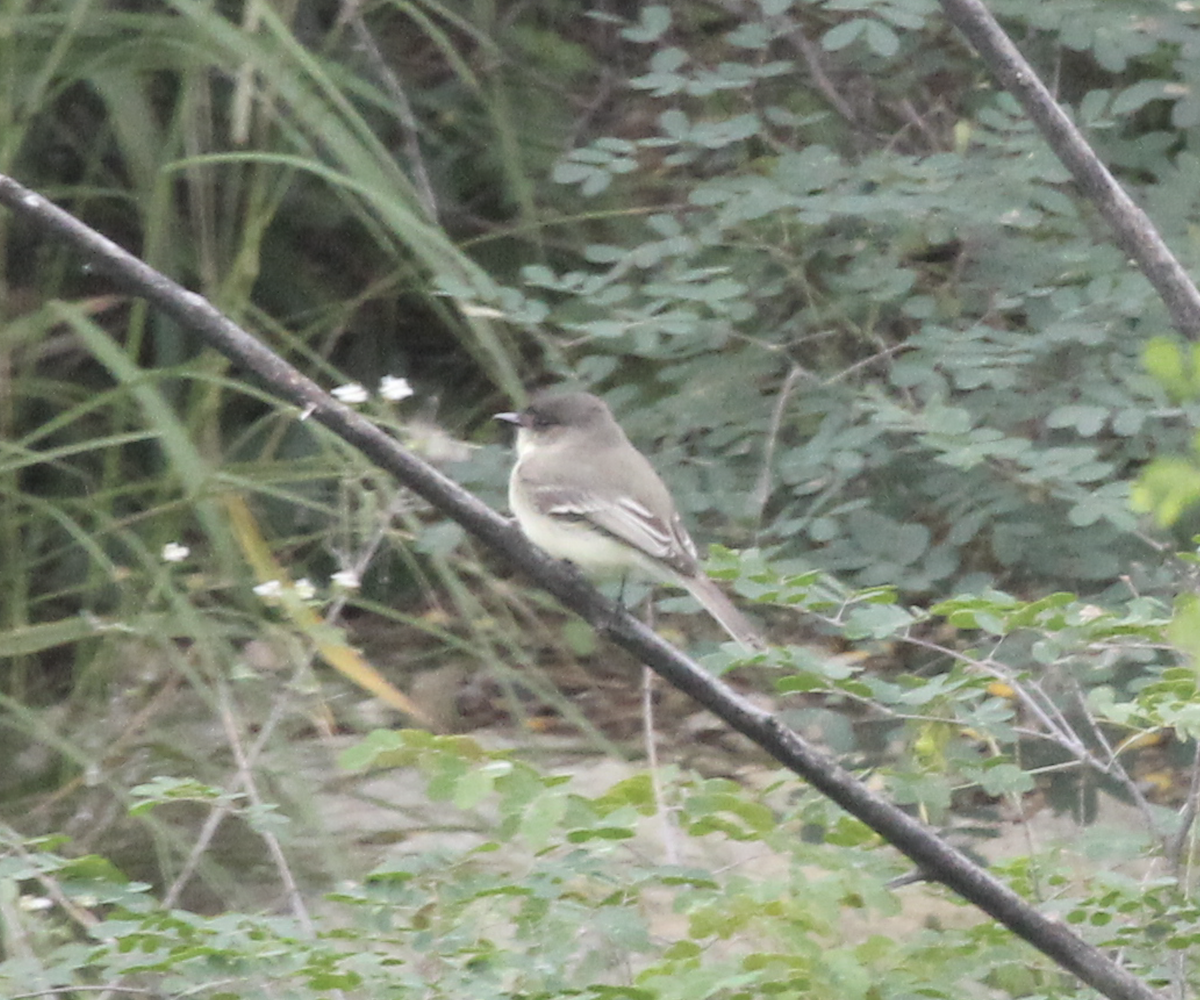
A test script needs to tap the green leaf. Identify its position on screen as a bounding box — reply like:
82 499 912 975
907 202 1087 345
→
863 19 900 57
1111 80 1173 116
622 5 672 43
821 19 867 50
1046 404 1109 436
1168 593 1200 669
0 616 100 657
1143 336 1192 399
1131 458 1200 526
842 602 915 640
518 789 568 848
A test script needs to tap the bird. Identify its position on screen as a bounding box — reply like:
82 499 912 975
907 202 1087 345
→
495 390 764 650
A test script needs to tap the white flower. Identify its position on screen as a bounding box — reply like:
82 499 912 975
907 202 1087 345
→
379 375 414 401
293 578 316 601
331 570 361 590
253 580 284 599
161 542 190 563
332 382 369 404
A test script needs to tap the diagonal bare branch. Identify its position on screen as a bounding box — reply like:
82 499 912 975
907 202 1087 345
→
939 0 1200 339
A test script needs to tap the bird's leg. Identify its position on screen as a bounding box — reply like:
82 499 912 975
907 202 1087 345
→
596 574 656 638
619 574 658 631
600 572 644 636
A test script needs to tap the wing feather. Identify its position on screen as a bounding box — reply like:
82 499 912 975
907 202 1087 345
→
527 483 698 575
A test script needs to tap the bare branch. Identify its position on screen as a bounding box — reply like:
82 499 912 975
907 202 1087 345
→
939 0 1200 339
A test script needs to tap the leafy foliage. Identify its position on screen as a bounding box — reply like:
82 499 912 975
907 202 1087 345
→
0 648 1186 1000
6 0 1199 661
5 0 1200 997
489 0 1197 598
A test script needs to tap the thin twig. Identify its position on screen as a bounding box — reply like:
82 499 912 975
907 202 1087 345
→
1065 678 1163 843
939 0 1200 338
215 679 314 934
788 25 861 126
162 666 301 908
340 0 440 223
642 666 679 866
752 363 804 525
1166 741 1200 872
0 822 100 931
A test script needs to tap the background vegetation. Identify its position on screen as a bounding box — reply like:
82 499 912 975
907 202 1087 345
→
3 0 1200 996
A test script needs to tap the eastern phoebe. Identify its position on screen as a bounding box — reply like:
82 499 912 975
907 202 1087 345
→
496 390 764 650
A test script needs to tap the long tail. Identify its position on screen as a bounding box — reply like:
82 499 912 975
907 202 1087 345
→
681 573 766 651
